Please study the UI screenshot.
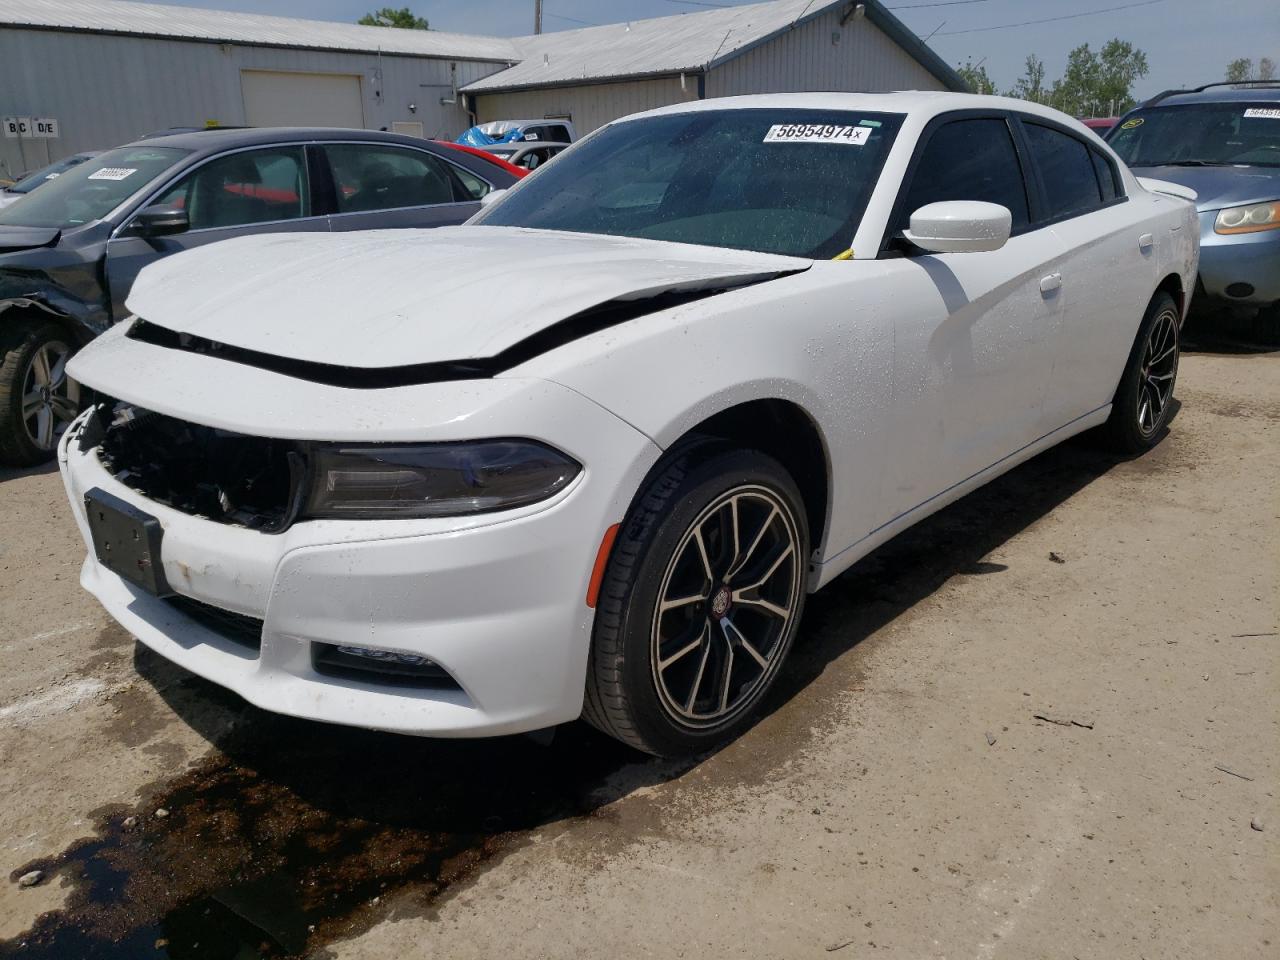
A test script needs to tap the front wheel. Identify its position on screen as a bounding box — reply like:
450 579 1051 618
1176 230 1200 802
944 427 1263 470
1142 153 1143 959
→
583 444 809 757
0 318 80 467
1099 291 1180 454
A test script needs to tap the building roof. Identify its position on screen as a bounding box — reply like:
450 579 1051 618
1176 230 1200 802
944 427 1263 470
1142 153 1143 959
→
462 0 964 94
0 0 520 61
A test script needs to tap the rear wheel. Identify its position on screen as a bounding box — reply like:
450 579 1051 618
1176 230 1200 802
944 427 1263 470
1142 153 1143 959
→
0 318 79 467
583 443 808 757
1099 291 1180 454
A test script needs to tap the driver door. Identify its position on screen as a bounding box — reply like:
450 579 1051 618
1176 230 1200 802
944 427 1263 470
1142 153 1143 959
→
879 115 1068 519
103 145 328 321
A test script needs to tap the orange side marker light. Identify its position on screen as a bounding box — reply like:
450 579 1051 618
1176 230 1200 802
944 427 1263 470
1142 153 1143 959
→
586 523 621 609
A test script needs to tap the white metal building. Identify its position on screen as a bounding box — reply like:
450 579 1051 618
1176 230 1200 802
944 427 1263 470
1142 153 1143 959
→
464 0 965 135
0 0 518 176
0 0 962 178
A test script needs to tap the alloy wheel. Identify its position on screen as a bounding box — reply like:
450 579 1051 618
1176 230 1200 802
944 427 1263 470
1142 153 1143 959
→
1136 308 1178 437
650 485 803 728
21 339 76 451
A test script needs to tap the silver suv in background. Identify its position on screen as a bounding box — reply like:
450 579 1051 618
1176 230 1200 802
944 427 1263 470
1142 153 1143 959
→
1107 81 1280 337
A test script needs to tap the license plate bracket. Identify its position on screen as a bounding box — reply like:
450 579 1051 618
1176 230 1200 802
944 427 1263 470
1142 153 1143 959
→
84 487 172 596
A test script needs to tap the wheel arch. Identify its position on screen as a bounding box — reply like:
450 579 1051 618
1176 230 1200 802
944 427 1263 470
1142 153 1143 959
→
1155 272 1186 320
666 398 832 563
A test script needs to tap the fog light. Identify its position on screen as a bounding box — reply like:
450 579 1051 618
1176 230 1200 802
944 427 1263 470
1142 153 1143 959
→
336 645 432 667
312 642 458 688
1225 282 1255 299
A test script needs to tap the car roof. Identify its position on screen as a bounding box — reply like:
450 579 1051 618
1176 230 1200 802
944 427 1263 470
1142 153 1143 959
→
628 91 1092 130
1144 84 1280 108
115 127 450 157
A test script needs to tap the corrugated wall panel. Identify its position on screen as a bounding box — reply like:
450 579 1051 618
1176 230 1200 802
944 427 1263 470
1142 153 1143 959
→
0 28 508 175
474 76 699 135
705 10 943 98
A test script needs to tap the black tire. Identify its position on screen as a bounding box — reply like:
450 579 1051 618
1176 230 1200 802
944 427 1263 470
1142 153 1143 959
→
1098 291 1180 454
0 317 77 467
583 442 809 757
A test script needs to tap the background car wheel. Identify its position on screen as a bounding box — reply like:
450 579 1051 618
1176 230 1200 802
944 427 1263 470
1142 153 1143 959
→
1099 291 1180 454
583 442 809 757
0 318 79 467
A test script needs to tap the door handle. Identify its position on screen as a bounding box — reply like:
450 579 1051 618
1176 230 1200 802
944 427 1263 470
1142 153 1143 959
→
1138 232 1155 250
1039 272 1062 294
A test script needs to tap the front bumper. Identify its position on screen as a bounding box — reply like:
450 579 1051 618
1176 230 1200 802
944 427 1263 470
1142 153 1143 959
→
59 387 661 737
1197 211 1280 308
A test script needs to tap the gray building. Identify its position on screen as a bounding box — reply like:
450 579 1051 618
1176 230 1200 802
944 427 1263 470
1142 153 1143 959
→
0 0 518 177
465 0 965 135
1 0 962 179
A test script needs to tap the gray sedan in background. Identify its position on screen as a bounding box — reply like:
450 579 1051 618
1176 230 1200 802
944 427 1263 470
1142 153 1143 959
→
0 128 519 465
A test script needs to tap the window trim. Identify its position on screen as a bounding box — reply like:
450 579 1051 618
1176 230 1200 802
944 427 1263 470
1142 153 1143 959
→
1011 115 1129 230
316 140 496 218
877 109 1037 258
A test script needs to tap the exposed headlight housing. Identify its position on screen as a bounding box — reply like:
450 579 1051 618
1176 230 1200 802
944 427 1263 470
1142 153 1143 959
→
1214 200 1280 235
305 440 580 519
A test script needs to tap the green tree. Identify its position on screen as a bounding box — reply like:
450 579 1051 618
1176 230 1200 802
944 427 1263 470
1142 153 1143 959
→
1226 57 1254 83
1006 54 1048 104
956 58 996 95
1226 56 1276 85
358 6 429 29
1049 39 1147 116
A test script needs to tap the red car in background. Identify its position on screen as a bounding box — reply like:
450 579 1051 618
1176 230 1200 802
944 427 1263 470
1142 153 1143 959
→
1081 117 1119 133
438 142 528 180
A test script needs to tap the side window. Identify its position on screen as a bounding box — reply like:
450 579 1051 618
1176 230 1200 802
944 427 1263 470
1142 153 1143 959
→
324 144 465 213
547 125 571 142
897 118 1030 233
1090 148 1120 202
1023 122 1103 220
155 147 308 230
450 162 491 200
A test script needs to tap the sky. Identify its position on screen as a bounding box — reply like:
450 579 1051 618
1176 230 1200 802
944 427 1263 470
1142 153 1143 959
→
146 0 1278 101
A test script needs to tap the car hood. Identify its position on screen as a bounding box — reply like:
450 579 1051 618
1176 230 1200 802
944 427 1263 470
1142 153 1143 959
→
125 226 810 369
0 224 61 253
1129 164 1280 212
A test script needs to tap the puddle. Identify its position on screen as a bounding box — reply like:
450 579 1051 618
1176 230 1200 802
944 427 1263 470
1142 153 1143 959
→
2 706 656 959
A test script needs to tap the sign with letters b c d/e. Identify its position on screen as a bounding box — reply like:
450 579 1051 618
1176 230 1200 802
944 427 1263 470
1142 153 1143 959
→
3 117 60 138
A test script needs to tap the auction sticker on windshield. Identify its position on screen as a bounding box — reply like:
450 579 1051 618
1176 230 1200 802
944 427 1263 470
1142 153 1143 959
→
88 167 138 181
1243 108 1280 120
764 124 871 145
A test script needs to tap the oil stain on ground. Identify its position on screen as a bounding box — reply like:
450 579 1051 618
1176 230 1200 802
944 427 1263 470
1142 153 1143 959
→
2 675 662 959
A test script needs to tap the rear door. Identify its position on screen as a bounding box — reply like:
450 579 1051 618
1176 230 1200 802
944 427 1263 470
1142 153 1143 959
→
879 114 1069 518
318 142 489 232
1015 118 1160 431
103 144 327 319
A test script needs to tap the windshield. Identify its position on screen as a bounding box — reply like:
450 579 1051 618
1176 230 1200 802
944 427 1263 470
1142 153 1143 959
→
1107 102 1280 167
8 155 94 195
473 109 904 258
0 146 188 227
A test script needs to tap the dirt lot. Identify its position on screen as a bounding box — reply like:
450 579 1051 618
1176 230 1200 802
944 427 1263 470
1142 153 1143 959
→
0 344 1276 960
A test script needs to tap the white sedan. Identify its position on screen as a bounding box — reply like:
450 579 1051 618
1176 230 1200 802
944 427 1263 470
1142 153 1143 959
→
58 93 1198 757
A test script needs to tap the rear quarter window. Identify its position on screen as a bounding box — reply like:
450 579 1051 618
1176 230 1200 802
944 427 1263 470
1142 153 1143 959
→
1023 122 1103 220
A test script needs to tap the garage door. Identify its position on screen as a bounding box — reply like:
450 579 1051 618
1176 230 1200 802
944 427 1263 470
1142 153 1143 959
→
241 70 365 128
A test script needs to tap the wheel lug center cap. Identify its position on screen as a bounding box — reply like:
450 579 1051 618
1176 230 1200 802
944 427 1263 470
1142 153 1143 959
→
710 586 732 619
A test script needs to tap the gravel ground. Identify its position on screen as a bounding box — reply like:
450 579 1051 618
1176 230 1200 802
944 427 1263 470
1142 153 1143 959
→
0 346 1276 960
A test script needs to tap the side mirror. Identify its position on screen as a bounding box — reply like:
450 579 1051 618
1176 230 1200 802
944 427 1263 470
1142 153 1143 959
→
131 204 189 238
902 201 1011 254
479 188 507 208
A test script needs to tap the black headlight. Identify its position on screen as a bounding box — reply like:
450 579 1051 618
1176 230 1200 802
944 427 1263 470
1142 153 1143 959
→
304 440 580 520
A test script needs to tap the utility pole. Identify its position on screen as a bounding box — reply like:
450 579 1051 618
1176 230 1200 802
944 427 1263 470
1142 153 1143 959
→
534 0 543 34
